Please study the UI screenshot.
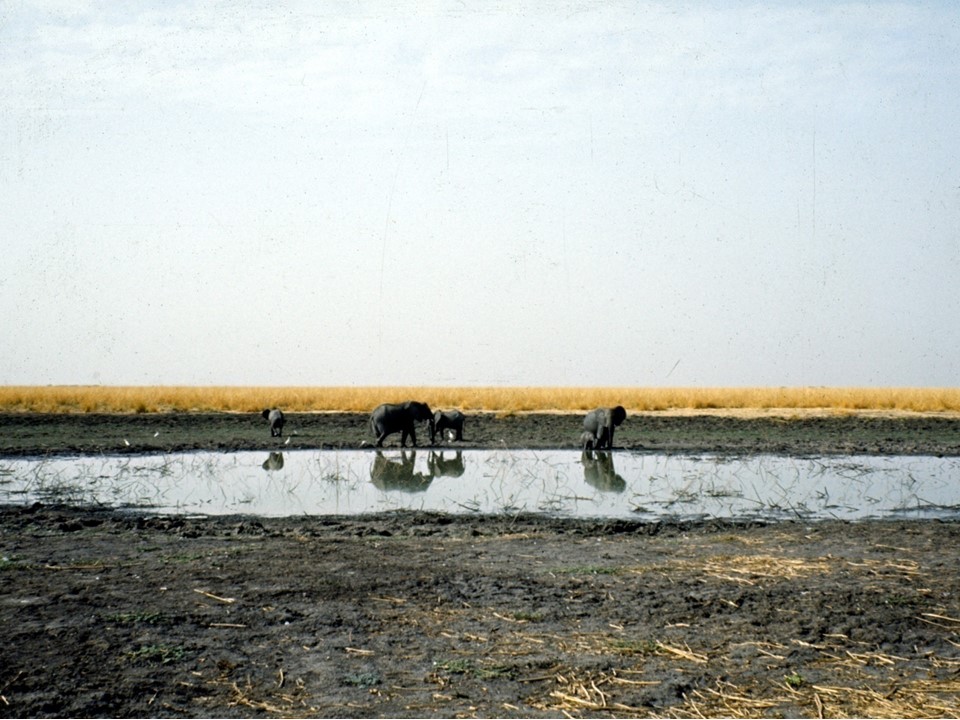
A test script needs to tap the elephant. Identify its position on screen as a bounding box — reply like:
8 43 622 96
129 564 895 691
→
432 410 465 443
370 450 433 493
582 406 626 450
428 450 465 478
370 401 434 447
261 408 285 437
261 452 284 471
581 450 626 492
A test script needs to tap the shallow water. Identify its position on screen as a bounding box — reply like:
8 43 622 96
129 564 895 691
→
1 449 958 521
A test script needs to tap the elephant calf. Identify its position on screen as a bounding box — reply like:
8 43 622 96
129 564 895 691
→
582 405 626 450
261 408 285 437
433 410 465 443
370 401 434 447
428 450 465 478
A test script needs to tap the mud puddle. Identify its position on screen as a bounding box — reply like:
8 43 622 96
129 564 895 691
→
2 449 958 522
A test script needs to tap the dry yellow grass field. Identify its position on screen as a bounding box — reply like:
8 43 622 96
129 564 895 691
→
0 385 958 415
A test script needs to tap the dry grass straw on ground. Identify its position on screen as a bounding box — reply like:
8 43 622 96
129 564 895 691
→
531 549 960 718
374 546 959 719
1 385 959 414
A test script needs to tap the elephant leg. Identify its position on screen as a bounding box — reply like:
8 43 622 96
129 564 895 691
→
596 428 610 449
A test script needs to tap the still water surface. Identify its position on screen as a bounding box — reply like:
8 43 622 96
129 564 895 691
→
1 450 958 522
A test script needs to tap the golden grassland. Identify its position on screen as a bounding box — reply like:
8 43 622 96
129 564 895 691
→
0 385 959 415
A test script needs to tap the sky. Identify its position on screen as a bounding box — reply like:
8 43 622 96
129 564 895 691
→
2 1 959 387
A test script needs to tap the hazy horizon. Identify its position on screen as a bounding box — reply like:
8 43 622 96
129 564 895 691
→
3 2 958 388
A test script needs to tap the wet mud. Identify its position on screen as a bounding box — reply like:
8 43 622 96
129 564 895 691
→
1 412 959 717
2 410 960 457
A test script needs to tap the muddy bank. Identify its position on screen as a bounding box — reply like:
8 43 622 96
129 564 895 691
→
2 506 959 718
2 411 960 457
1 412 959 717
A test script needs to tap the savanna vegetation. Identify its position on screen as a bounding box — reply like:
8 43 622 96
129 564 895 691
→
0 385 958 414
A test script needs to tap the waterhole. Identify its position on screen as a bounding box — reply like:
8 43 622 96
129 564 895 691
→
1 450 958 521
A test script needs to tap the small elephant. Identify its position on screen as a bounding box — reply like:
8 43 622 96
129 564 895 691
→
583 406 626 450
428 450 465 478
370 401 434 447
261 452 284 471
432 410 465 443
261 408 285 437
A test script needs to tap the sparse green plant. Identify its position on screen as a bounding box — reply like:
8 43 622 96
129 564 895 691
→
784 672 805 688
883 593 916 608
126 644 186 664
343 672 380 687
475 664 514 679
436 658 473 675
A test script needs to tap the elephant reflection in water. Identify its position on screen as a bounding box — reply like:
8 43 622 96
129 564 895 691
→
370 450 433 493
262 452 284 471
581 450 626 492
428 450 465 478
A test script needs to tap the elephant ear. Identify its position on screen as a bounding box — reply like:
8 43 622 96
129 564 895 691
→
612 406 627 425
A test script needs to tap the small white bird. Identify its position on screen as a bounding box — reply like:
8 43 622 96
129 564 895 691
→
123 439 130 446
284 436 291 445
153 431 159 437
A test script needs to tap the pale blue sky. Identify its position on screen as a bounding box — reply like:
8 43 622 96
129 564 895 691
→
2 1 958 386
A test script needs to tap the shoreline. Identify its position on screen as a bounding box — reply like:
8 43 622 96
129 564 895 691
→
2 410 960 457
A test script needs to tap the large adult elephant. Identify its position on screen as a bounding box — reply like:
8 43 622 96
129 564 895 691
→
432 410 465 443
370 450 433 492
370 401 434 447
582 406 626 450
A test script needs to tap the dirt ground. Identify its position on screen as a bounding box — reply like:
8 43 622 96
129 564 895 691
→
2 410 960 457
2 412 960 718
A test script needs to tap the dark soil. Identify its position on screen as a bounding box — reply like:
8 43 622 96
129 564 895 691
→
2 410 959 457
2 412 959 717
